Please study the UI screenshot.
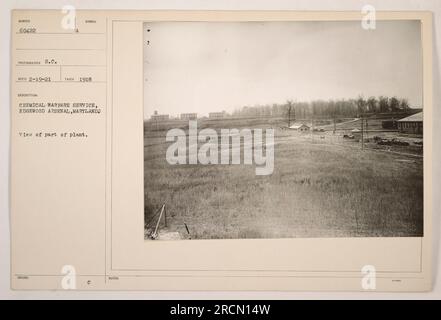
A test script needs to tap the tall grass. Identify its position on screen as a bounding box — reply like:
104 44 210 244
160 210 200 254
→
144 122 423 239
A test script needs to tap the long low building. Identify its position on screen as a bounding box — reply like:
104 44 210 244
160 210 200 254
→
150 114 169 121
397 112 423 134
209 112 226 119
180 113 197 120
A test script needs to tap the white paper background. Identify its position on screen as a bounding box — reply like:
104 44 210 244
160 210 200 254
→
1 0 440 299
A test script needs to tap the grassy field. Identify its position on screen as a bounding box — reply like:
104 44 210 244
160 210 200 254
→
144 118 423 240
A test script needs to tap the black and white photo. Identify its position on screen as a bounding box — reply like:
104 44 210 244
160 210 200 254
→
144 21 423 240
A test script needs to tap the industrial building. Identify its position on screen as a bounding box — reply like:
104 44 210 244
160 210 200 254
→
397 112 423 134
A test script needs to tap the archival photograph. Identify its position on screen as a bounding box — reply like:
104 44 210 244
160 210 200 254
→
143 21 423 240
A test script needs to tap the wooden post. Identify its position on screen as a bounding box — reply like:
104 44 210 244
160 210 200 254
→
151 204 165 240
184 223 191 240
164 204 167 228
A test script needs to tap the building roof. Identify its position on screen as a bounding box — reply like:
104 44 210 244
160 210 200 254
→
397 112 423 122
289 123 309 129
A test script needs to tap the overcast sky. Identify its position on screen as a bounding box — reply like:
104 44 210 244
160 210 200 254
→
143 20 422 118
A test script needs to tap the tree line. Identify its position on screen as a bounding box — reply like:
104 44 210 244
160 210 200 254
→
232 96 413 119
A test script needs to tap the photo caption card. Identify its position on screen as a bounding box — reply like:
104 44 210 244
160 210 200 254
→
10 9 433 291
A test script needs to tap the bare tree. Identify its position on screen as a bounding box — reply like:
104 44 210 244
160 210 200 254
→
378 96 389 113
389 97 400 112
286 100 295 127
400 98 410 111
356 95 366 116
366 97 377 113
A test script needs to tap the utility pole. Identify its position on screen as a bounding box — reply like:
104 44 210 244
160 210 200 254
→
365 118 368 140
287 100 295 128
293 107 296 124
356 95 365 150
333 114 336 134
